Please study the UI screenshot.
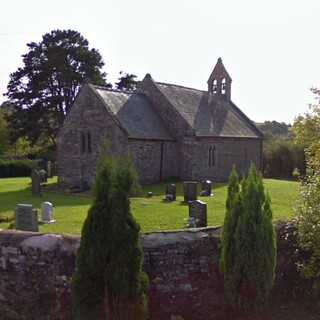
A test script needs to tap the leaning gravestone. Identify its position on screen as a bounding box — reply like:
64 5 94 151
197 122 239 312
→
40 201 55 224
189 200 207 227
165 183 176 201
46 161 53 178
31 169 41 196
183 181 197 202
14 204 39 232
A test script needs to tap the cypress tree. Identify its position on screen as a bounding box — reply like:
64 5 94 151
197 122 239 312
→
71 151 149 319
220 163 276 315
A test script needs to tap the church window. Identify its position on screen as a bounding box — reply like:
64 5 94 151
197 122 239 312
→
81 131 86 154
87 131 92 154
208 145 215 167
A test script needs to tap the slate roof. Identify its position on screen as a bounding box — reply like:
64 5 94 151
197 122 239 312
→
156 82 263 138
91 85 173 140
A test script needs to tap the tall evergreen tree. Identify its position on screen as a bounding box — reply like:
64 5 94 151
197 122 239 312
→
4 29 109 146
71 149 148 319
220 163 276 315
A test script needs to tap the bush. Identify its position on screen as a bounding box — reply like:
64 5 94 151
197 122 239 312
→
0 159 38 177
220 164 276 315
71 150 149 319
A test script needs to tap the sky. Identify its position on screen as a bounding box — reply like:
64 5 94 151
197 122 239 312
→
1 0 320 125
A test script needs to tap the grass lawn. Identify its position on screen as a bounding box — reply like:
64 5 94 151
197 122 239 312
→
0 177 299 235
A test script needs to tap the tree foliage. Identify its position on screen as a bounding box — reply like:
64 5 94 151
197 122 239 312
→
71 148 148 319
256 120 305 178
0 102 31 156
4 29 109 146
220 164 276 315
115 71 138 91
293 87 320 299
293 87 320 162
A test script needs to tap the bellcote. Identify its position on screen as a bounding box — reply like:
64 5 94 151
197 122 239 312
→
207 58 232 100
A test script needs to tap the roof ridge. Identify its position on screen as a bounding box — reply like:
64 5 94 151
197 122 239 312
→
90 84 134 95
156 81 205 93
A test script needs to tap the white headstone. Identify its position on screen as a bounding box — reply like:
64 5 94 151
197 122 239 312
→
40 201 55 224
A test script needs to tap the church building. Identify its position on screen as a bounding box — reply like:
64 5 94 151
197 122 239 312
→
56 58 263 186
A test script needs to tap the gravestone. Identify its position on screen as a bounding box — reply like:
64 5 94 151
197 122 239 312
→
183 181 197 202
40 201 55 224
14 204 39 232
31 169 41 196
39 169 47 183
46 161 53 178
189 200 207 227
200 180 212 196
165 183 176 201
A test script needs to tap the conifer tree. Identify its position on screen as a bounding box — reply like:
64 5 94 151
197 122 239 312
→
71 150 148 319
220 163 276 315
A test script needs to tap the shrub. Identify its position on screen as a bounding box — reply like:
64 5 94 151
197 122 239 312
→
0 159 38 177
220 164 276 315
71 150 149 319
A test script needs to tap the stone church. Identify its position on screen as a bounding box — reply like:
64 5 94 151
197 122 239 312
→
56 58 263 186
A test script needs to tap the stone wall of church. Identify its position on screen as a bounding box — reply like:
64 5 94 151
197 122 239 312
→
56 84 129 187
129 139 180 184
180 137 262 182
0 222 298 320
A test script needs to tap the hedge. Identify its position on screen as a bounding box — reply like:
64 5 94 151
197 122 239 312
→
0 159 38 178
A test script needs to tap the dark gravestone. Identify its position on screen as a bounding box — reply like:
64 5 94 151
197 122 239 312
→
200 180 212 196
183 181 197 202
189 200 207 227
31 170 41 196
14 204 39 232
52 161 58 176
165 183 176 201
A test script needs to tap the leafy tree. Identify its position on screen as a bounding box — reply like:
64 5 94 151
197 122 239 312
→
4 29 109 146
294 155 320 298
293 87 320 163
293 87 320 299
71 148 148 319
220 164 276 315
115 71 138 91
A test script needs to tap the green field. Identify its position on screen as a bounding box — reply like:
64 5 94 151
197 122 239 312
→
0 177 299 235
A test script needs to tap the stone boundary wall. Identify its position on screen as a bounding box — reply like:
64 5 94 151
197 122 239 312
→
0 221 295 320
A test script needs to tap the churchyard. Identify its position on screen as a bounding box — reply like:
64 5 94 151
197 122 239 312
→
0 176 298 234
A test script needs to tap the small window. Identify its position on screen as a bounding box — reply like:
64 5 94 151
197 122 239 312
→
208 146 215 167
81 131 86 154
87 131 91 154
244 148 247 164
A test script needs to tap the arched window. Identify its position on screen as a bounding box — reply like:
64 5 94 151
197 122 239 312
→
221 78 226 94
213 79 218 93
87 131 91 154
208 146 215 167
